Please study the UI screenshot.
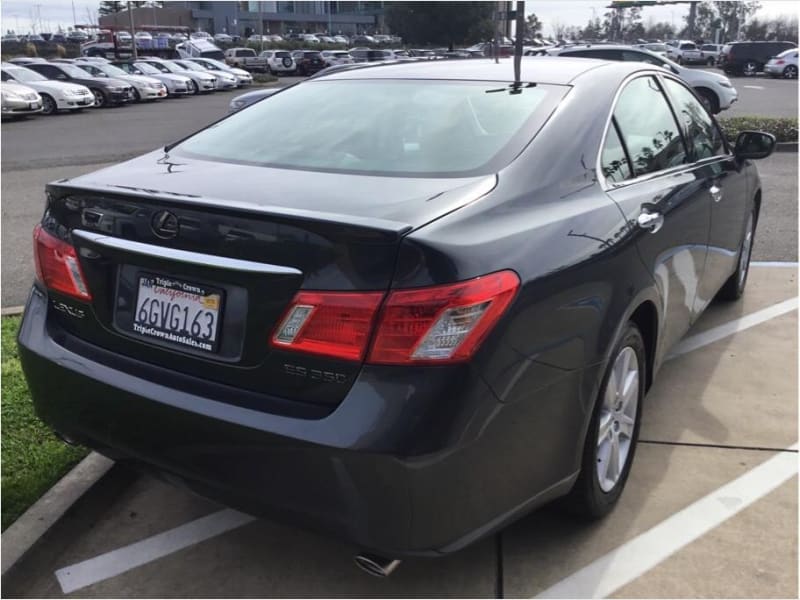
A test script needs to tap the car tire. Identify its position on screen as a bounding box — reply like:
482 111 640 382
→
564 322 645 519
190 80 199 95
696 88 719 114
783 64 798 79
707 56 715 66
90 88 106 108
743 60 759 76
132 88 141 102
717 209 756 301
676 56 683 65
40 93 56 115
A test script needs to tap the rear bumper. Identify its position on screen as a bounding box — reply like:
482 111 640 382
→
18 287 583 556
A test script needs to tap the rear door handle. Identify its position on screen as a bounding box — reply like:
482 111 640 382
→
637 211 664 233
709 184 723 203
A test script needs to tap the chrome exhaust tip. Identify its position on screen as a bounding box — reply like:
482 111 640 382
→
354 553 401 577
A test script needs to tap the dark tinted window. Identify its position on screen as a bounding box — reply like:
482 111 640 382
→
679 42 697 50
613 76 687 177
601 121 632 183
621 50 666 66
563 49 623 60
663 78 725 160
1 71 10 81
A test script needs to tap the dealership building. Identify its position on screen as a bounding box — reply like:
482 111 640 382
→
99 2 387 37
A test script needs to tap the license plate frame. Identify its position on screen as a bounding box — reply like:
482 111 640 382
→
130 273 225 354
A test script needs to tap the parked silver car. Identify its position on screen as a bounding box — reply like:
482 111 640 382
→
1 81 42 119
138 58 216 94
111 61 192 96
174 59 237 90
75 61 167 101
186 57 253 87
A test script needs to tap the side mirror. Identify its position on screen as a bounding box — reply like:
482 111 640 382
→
734 130 776 160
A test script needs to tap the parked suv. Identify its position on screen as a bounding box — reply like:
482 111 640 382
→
719 41 798 76
290 50 325 75
258 50 296 75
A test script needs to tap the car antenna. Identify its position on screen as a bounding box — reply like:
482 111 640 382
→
486 2 536 95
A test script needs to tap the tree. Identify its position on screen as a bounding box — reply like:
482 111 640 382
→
742 18 769 41
524 13 542 40
643 19 675 41
714 0 760 41
385 2 494 49
580 17 603 40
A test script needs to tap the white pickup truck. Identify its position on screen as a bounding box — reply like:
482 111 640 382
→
224 47 268 72
666 40 704 65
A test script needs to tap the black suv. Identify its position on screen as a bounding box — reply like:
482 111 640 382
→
290 51 325 76
720 41 798 76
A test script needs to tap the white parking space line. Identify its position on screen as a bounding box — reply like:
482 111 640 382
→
535 444 798 599
667 296 798 360
750 261 799 268
743 85 765 90
54 509 255 594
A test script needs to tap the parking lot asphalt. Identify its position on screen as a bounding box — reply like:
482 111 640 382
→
2 265 796 597
688 66 799 118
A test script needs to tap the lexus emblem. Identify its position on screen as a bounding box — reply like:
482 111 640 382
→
151 210 179 239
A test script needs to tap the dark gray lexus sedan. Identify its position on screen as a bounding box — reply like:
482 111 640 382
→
18 57 774 573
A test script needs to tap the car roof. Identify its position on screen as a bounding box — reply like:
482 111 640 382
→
316 56 626 85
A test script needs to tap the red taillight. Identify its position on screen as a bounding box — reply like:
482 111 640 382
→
776 59 785 65
33 224 92 301
368 270 519 365
271 271 519 364
271 291 383 361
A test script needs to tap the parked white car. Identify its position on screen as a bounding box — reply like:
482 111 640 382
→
332 35 348 44
764 48 798 79
186 57 253 86
549 45 738 113
300 34 320 43
0 63 93 114
258 50 296 74
134 31 152 41
213 33 234 43
1 81 42 119
75 61 167 101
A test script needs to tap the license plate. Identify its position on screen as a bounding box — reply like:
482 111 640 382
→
132 275 223 353
29 102 40 109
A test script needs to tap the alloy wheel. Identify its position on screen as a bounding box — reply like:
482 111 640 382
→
191 80 199 94
784 65 798 79
132 88 141 102
91 89 105 107
41 94 56 115
596 346 639 493
744 61 758 76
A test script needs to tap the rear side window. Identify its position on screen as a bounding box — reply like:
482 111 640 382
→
680 43 697 50
564 49 622 60
663 78 726 160
601 122 632 183
613 76 687 177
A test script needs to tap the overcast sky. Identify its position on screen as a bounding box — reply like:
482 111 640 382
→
1 0 798 36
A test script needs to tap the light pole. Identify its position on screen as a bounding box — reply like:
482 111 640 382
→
127 1 138 59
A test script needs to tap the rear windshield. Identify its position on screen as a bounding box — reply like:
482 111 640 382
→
275 51 291 58
173 79 566 177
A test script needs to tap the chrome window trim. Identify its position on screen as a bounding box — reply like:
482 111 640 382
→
596 69 733 192
72 229 302 276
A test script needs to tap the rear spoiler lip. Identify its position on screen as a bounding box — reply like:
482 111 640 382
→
46 181 415 241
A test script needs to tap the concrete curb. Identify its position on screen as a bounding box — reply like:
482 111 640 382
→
775 142 798 153
1 306 25 317
1 452 114 576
